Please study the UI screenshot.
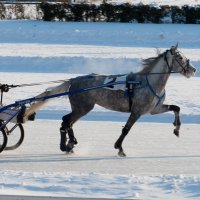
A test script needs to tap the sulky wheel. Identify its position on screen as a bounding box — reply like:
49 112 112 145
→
4 123 24 151
0 124 7 153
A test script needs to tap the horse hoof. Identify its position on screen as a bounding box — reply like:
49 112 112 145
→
60 145 67 152
173 129 179 137
66 149 74 155
118 151 126 157
60 144 74 153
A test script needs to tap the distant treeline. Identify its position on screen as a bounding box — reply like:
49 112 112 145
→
40 3 200 24
0 2 200 23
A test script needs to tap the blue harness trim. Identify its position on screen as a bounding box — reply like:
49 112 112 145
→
145 75 165 110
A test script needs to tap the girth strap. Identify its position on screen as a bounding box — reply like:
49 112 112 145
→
126 73 141 111
126 82 134 111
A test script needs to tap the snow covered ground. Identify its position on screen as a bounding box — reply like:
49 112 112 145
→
1 120 200 199
0 20 200 199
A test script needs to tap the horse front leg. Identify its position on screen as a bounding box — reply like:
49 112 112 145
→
169 105 181 137
151 104 181 137
114 113 140 157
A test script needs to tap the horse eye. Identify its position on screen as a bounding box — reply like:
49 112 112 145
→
177 55 183 60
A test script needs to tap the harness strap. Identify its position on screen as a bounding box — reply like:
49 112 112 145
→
126 72 142 111
164 51 173 73
145 75 165 110
126 82 134 112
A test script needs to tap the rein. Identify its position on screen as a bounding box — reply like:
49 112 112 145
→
1 75 96 89
174 56 189 74
14 79 66 87
1 50 186 91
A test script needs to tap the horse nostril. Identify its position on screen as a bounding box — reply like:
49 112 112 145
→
194 68 196 72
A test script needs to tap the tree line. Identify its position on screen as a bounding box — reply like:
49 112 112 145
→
0 2 200 23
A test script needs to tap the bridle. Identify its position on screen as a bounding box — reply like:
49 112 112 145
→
164 49 190 74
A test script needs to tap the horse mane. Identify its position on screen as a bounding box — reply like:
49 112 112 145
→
138 50 167 74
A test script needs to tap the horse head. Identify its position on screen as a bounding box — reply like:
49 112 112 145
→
169 44 196 78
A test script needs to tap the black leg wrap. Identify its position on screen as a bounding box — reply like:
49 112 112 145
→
65 127 78 152
60 127 67 152
169 105 181 137
66 127 75 141
173 129 179 137
114 139 121 149
114 126 129 149
169 105 180 112
122 126 129 136
173 118 181 127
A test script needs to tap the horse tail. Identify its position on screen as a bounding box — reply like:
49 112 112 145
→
24 81 71 120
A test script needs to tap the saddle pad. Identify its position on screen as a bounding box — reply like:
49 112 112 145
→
103 75 126 91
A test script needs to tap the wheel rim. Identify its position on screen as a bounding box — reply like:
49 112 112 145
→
4 123 24 151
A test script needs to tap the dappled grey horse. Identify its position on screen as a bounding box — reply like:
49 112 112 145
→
27 44 196 156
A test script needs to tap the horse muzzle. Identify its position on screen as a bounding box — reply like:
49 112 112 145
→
184 64 196 78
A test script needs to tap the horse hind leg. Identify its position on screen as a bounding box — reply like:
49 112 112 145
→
65 126 78 154
60 102 94 154
60 112 78 153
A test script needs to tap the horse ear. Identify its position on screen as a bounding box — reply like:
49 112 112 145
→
171 43 178 54
174 42 179 50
